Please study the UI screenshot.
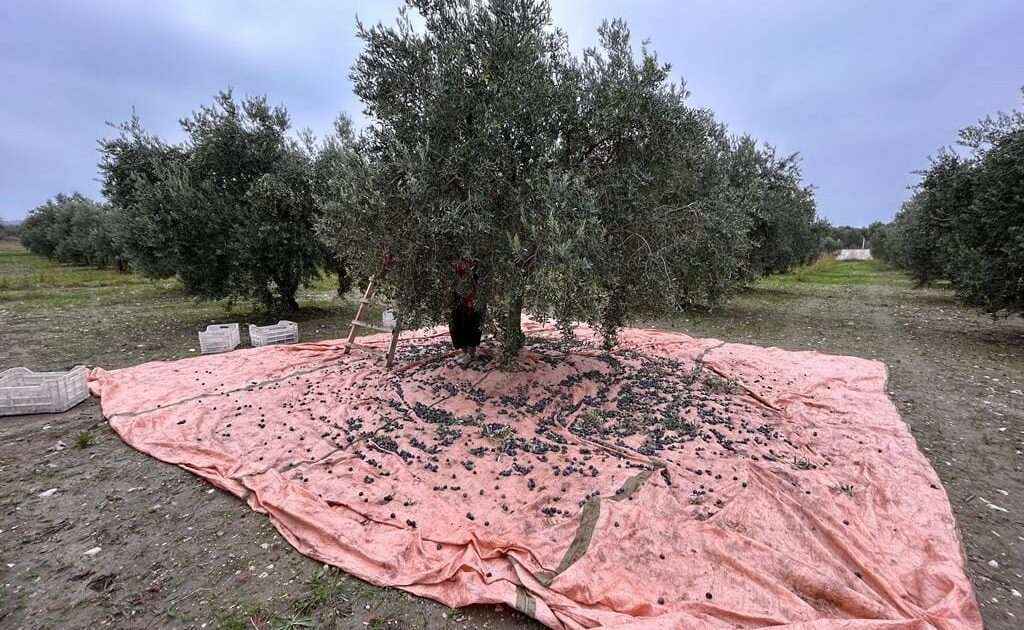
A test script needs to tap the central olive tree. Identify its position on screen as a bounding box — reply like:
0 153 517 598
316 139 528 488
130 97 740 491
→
318 0 791 360
321 0 577 361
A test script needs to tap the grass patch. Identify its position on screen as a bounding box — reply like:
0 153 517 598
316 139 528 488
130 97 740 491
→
269 613 316 629
213 567 354 630
0 245 151 291
790 253 836 282
293 566 348 615
737 285 799 304
74 430 94 449
773 259 907 287
0 244 363 371
214 604 270 630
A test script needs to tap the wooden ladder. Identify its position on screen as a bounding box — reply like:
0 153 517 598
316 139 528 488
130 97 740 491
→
343 276 400 368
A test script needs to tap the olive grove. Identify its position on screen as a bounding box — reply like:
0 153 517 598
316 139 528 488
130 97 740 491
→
17 0 825 331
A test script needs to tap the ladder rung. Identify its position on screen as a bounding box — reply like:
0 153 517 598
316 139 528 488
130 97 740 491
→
351 320 393 333
345 341 385 354
359 298 373 304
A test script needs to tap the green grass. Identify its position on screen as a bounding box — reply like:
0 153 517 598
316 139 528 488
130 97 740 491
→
738 285 800 304
211 567 355 629
293 567 348 615
214 604 270 630
74 430 94 449
0 240 344 309
0 242 153 291
0 241 362 371
771 259 908 287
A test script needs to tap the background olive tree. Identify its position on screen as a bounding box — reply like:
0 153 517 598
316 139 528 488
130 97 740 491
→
19 193 128 269
0 220 20 240
874 90 1022 314
100 92 341 311
556 21 756 345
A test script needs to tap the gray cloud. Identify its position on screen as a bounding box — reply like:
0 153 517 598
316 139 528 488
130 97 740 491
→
2 0 1021 225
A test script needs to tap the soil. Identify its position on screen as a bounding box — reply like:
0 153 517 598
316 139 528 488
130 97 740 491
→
1 256 1021 629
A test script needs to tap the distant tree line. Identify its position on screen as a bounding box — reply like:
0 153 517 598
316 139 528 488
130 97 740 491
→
821 223 888 251
872 90 1023 315
18 0 828 346
0 220 20 239
19 193 128 270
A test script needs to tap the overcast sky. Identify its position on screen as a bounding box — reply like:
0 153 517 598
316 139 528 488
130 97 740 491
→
1 0 1022 225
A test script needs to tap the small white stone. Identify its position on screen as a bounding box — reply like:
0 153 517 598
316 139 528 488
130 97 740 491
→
1011 589 1021 598
38 488 58 498
988 560 999 568
83 547 101 556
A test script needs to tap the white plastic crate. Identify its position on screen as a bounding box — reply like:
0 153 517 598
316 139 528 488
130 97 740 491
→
248 320 298 347
199 323 240 354
0 366 89 416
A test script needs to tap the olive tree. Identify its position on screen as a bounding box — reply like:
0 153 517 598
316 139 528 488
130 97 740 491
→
99 116 187 279
19 196 65 258
100 92 338 311
0 221 19 239
945 104 1023 313
742 144 821 276
20 193 128 268
882 90 1023 314
319 0 771 360
558 21 755 344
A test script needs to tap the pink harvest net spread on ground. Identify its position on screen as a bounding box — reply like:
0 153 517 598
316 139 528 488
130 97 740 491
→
88 322 981 629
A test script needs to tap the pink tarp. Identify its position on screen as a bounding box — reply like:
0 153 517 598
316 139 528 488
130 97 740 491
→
88 322 981 629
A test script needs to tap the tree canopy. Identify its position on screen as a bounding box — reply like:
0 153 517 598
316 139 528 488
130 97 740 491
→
318 0 823 359
873 90 1023 314
17 1 826 337
99 92 339 310
0 220 20 239
19 193 128 269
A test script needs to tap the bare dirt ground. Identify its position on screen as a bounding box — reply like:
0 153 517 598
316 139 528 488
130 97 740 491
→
1 245 1021 629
